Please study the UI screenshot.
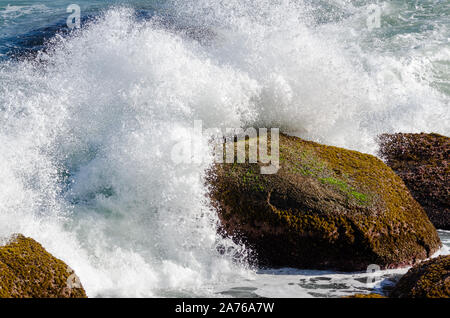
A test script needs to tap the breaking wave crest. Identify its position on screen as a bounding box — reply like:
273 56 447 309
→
0 1 448 296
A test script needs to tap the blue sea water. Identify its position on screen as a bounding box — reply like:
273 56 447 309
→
0 1 161 57
0 0 448 297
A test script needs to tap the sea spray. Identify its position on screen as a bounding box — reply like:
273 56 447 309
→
0 8 254 297
0 0 448 297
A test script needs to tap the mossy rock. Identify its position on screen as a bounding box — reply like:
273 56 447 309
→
378 133 449 230
0 234 87 298
207 133 441 271
343 293 386 298
390 255 449 298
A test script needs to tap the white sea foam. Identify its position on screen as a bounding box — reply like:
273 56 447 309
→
0 1 448 297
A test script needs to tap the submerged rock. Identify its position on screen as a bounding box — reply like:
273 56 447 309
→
390 255 449 298
378 133 449 230
207 133 441 271
0 234 86 298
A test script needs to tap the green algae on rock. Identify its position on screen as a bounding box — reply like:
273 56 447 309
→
0 234 87 298
378 133 449 230
390 255 450 298
207 133 441 271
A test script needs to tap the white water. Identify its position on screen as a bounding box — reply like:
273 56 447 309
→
0 1 448 297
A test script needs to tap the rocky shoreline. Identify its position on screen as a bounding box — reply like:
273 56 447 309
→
378 133 449 230
390 255 449 298
0 234 86 298
207 133 442 271
0 132 448 298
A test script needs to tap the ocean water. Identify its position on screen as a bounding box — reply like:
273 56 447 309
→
0 0 448 297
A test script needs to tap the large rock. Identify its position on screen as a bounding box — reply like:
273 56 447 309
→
207 133 441 271
390 255 449 298
0 234 86 298
378 133 449 230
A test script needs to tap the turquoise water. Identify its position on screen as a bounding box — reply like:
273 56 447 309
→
0 0 448 297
